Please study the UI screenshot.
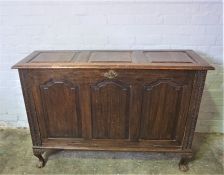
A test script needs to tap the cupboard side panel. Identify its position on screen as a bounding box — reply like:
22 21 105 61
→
19 69 42 146
183 70 207 149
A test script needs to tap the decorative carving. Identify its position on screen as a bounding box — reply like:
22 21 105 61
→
19 70 42 146
92 79 130 91
40 79 77 90
184 71 207 149
143 79 184 91
33 148 45 168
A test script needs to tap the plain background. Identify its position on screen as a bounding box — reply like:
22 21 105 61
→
0 0 223 132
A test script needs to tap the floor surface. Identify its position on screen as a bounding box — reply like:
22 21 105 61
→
0 128 223 174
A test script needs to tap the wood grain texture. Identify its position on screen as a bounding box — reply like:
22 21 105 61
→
40 80 81 138
12 50 214 70
19 70 42 146
14 50 213 169
19 68 195 145
140 79 188 141
183 70 207 149
91 80 130 139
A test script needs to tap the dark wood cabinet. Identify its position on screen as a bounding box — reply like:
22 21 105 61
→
12 50 214 171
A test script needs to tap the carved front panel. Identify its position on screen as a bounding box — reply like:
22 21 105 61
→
22 69 196 151
91 80 130 139
40 80 81 138
140 79 186 141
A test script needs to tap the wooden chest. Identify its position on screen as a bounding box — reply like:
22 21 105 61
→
12 50 214 171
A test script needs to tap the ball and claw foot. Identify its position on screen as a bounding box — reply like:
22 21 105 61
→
179 156 191 172
33 149 46 168
36 156 45 168
37 160 44 168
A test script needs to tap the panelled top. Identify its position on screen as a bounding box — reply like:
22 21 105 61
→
12 50 214 70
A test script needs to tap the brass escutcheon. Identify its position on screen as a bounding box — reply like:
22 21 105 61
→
104 70 118 79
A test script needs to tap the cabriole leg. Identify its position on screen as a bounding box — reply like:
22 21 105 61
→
33 148 45 168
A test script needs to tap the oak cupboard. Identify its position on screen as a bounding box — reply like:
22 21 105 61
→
12 50 214 171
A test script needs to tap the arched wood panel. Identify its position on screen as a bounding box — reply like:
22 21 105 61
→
40 80 81 138
91 80 130 139
140 79 186 141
